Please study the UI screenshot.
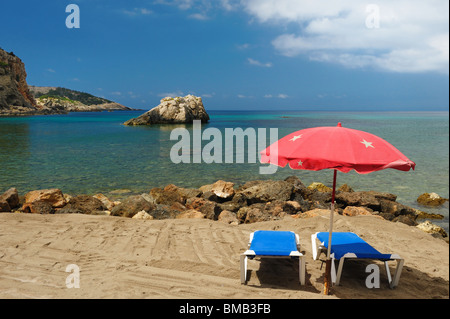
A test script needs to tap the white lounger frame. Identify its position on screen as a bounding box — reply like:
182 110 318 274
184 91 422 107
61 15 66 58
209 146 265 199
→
240 232 306 285
311 232 404 289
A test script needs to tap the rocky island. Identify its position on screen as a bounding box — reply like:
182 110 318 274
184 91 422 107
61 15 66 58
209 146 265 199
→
124 95 210 126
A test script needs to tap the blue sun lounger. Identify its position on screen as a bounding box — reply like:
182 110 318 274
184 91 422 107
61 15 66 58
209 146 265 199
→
240 230 306 285
311 232 404 288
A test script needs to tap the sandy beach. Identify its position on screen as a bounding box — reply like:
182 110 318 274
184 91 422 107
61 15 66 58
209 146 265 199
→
0 212 448 299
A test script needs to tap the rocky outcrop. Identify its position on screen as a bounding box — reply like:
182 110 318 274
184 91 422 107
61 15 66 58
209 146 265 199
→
124 95 209 126
0 48 41 116
30 86 133 113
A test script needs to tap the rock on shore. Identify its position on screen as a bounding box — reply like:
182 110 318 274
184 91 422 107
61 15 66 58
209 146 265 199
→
1 177 447 240
124 95 210 126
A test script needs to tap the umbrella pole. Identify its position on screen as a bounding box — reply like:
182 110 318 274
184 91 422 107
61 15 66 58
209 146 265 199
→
324 169 337 295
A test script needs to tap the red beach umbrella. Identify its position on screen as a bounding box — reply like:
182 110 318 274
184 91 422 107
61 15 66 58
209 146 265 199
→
260 122 415 294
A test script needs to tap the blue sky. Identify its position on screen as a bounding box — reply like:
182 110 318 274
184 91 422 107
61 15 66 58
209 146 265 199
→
1 0 448 111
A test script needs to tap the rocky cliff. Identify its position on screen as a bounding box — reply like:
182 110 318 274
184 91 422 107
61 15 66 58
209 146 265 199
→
0 48 42 115
124 95 210 126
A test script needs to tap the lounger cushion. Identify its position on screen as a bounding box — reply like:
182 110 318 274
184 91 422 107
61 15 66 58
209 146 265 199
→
249 230 298 256
316 232 393 260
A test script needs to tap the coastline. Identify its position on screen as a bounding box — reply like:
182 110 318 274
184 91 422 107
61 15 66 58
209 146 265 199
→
1 177 447 237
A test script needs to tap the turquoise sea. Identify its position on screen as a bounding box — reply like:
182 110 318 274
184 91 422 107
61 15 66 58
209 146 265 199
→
1 110 448 231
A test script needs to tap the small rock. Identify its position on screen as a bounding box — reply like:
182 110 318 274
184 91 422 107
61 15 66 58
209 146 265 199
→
217 210 239 225
176 209 205 219
199 180 235 199
416 221 448 238
343 206 373 217
93 193 116 211
0 188 20 209
308 182 332 193
0 200 12 212
132 210 154 220
338 184 354 193
23 200 54 214
57 195 106 215
111 195 155 218
417 193 448 207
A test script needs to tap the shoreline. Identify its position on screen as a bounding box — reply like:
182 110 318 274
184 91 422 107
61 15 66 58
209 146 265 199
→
1 176 448 299
0 108 144 118
1 177 448 239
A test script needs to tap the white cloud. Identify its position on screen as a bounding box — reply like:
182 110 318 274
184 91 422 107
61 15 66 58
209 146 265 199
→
264 94 289 98
241 0 449 73
189 13 209 20
247 58 273 68
122 8 153 16
46 68 56 73
158 91 185 98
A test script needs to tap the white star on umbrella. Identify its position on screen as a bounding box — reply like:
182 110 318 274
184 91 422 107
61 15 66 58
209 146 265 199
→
297 160 303 167
361 139 375 148
290 135 303 142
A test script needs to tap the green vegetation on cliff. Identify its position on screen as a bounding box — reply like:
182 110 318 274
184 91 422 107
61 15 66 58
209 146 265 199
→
35 87 113 105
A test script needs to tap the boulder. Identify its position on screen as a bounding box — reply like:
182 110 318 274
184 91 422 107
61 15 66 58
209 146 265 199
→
185 197 221 220
217 201 242 213
338 184 354 192
93 193 116 211
335 191 380 210
217 210 239 225
0 188 20 209
417 193 448 207
283 201 302 214
284 175 307 189
176 209 206 219
124 95 210 126
416 221 448 238
298 208 335 219
379 199 417 218
343 206 373 217
237 206 274 224
263 201 285 217
199 180 235 200
364 191 397 202
308 182 332 193
393 215 417 227
57 195 107 215
237 180 293 204
132 210 154 220
0 200 11 212
23 200 54 214
24 189 66 208
148 204 182 220
149 184 186 206
110 195 155 218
